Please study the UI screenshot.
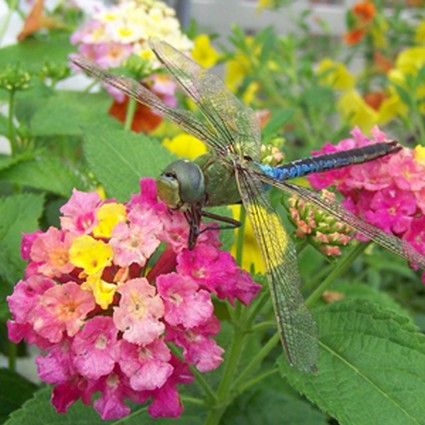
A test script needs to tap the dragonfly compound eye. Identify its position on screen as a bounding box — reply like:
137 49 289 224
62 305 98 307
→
156 160 205 210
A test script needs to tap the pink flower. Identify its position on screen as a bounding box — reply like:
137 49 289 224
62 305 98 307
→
72 316 120 379
167 316 224 372
119 339 173 391
60 188 102 235
113 278 165 345
307 126 425 268
109 209 162 267
177 244 261 305
32 282 95 343
157 273 213 328
7 178 259 420
29 227 74 278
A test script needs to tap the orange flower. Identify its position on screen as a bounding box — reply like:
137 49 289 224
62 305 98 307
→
363 91 387 111
353 1 376 23
344 28 367 45
18 0 65 41
109 97 162 133
373 51 393 74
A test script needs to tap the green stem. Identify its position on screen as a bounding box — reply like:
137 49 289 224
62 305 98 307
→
232 332 280 393
205 328 246 425
306 242 368 307
237 367 279 393
8 89 17 156
0 0 19 46
8 340 17 371
124 97 137 131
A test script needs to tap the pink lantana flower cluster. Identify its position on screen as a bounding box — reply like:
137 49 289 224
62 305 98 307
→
70 0 192 72
308 126 425 277
7 178 261 420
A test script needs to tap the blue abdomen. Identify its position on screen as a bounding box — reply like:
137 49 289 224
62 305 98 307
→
257 141 401 181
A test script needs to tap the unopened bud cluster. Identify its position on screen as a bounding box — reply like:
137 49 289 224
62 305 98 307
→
289 190 354 256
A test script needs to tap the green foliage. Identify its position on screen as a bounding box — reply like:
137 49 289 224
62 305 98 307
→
0 194 44 286
279 300 425 425
83 126 176 201
1 1 425 425
5 387 205 425
0 369 38 423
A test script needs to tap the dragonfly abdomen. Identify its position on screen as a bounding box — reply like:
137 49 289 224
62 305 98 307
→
259 141 402 181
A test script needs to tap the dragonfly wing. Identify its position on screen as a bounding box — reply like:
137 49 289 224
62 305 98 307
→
149 38 261 161
258 173 425 270
236 167 318 371
71 56 224 153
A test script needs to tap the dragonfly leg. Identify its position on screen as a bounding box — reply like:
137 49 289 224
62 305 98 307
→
198 210 241 234
184 205 203 250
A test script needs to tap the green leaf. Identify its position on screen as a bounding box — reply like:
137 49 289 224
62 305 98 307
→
394 84 413 108
0 369 38 423
334 283 409 317
279 300 425 425
0 153 35 173
262 108 294 137
84 126 176 201
28 90 117 137
0 157 84 197
0 194 44 286
5 386 204 425
223 383 327 425
0 37 74 73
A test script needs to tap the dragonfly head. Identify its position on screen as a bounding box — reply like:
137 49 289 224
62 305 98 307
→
156 160 206 210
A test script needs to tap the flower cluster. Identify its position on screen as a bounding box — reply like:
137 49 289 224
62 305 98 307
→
7 179 261 420
308 127 425 275
288 191 354 257
344 1 376 46
70 0 192 71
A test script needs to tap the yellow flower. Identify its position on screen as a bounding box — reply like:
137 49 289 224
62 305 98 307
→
242 81 260 105
415 145 425 166
257 0 274 11
69 235 113 275
415 19 425 44
317 59 355 90
162 133 208 160
377 89 407 123
337 90 378 133
92 203 127 238
191 34 219 68
391 47 425 77
225 59 248 92
82 271 118 310
230 205 265 274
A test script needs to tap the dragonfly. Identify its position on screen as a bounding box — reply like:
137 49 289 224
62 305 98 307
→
72 39 425 372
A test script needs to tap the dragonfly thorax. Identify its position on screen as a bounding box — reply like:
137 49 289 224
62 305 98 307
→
156 160 206 210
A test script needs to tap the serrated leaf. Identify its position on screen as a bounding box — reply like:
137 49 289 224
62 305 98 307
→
84 126 176 202
279 300 425 425
5 386 204 425
0 194 44 285
0 369 38 422
0 157 84 197
29 90 117 137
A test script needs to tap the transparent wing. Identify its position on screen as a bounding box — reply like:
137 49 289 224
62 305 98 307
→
149 38 262 161
236 167 318 371
71 56 225 154
258 173 425 270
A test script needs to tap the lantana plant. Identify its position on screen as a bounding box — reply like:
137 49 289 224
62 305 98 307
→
2 1 425 424
7 178 260 419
